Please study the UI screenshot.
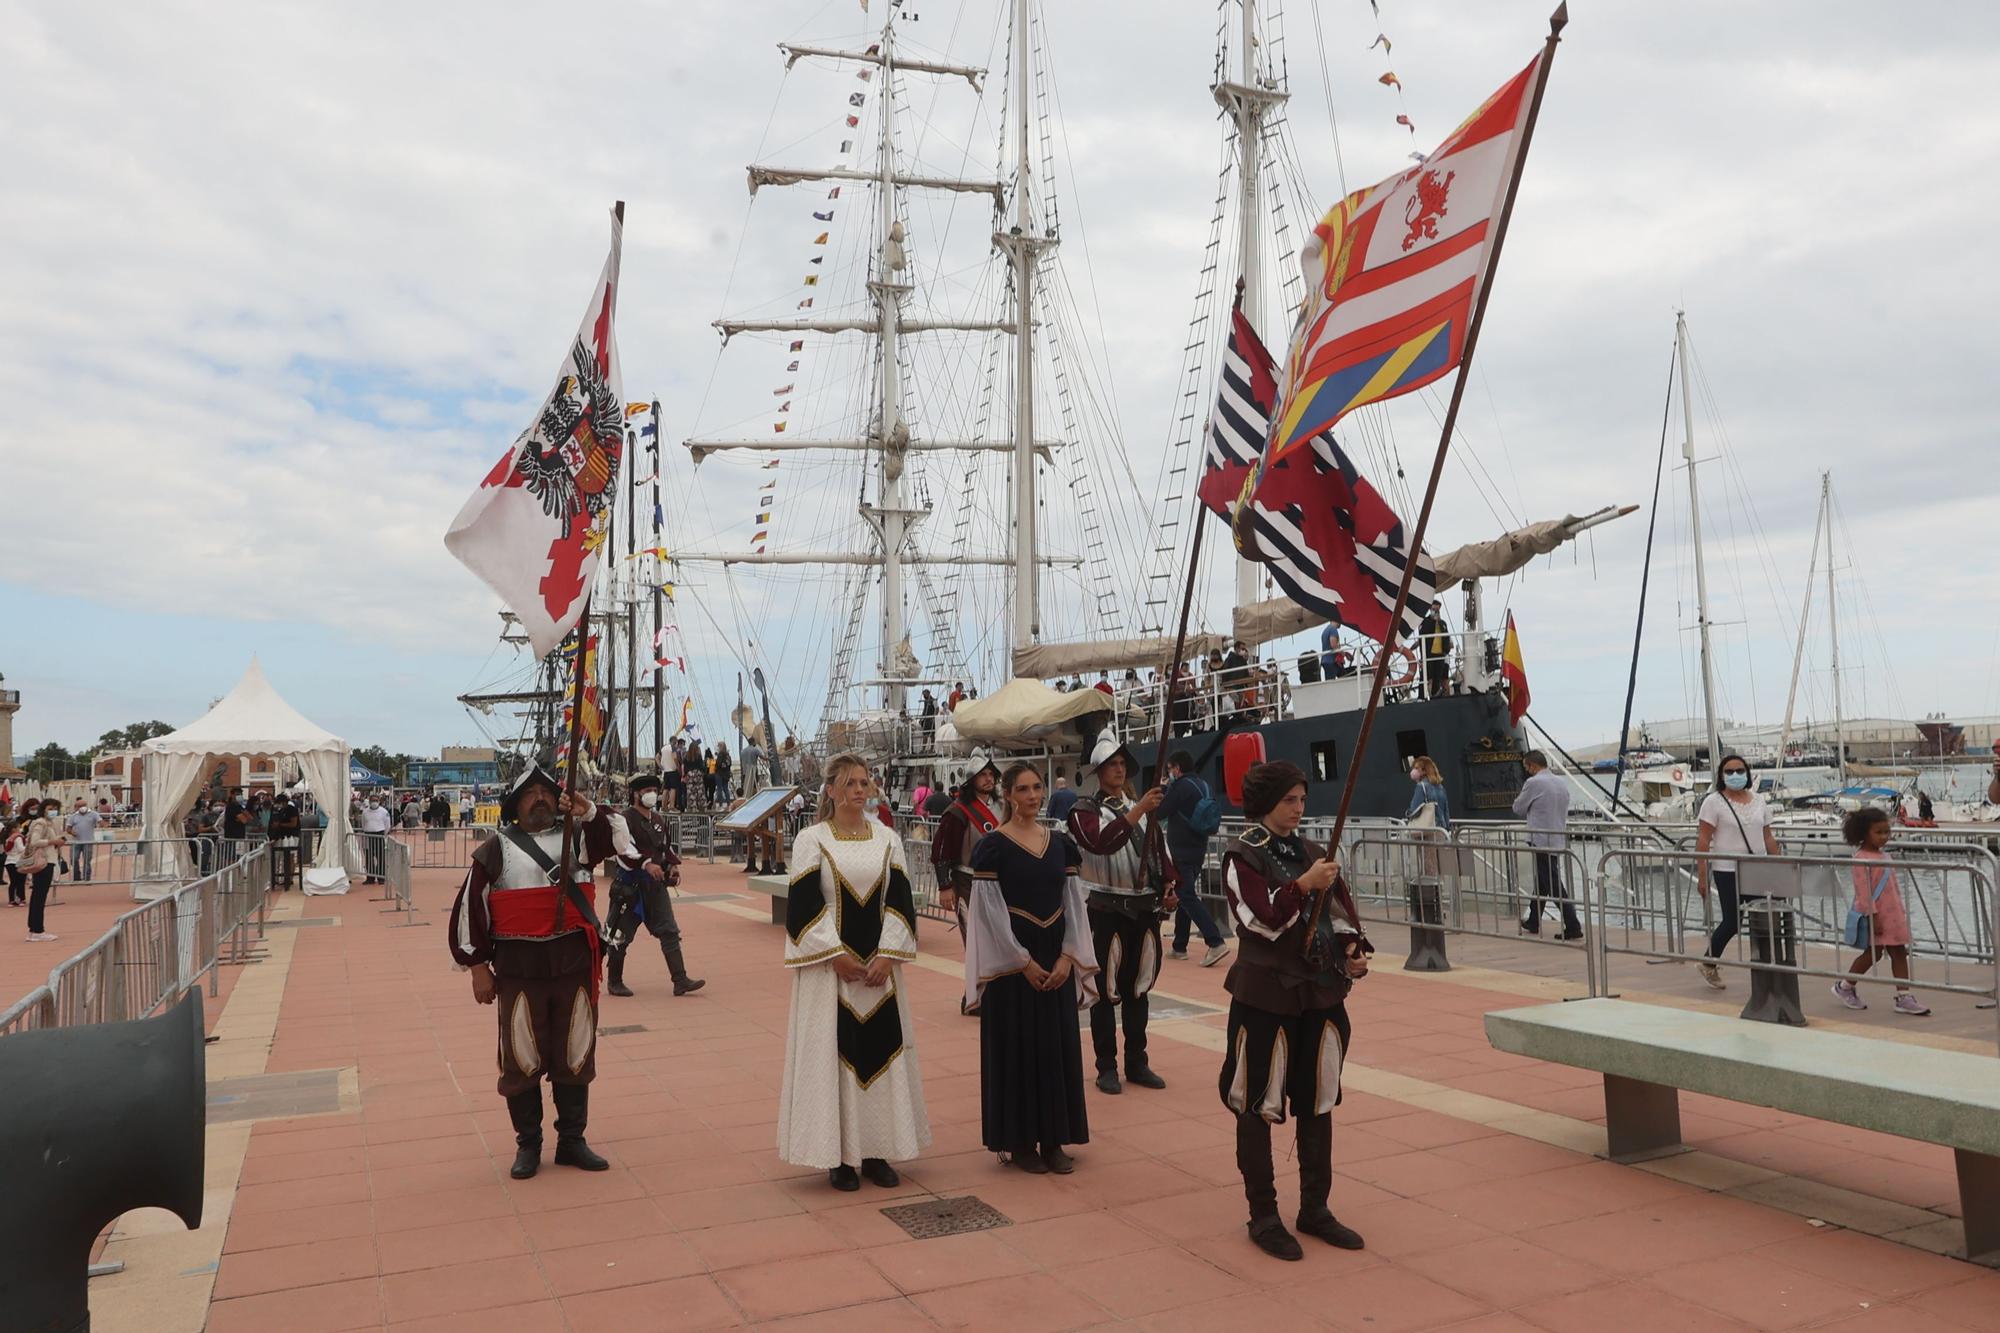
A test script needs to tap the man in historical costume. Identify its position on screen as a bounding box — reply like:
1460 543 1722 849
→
1066 730 1177 1094
931 751 1002 1010
446 764 620 1180
603 774 705 999
1220 760 1373 1261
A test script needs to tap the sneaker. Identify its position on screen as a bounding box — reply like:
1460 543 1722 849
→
1893 993 1931 1016
1168 948 1188 961
1831 980 1867 1010
26 932 58 942
1696 961 1726 990
1201 942 1233 968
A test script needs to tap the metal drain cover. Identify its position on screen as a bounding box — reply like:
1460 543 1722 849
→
266 917 339 928
208 1068 345 1122
881 1196 1011 1240
598 1024 649 1036
1149 997 1222 1022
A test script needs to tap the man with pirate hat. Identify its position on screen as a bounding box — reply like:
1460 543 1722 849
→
447 763 622 1180
1066 727 1177 1094
603 773 705 999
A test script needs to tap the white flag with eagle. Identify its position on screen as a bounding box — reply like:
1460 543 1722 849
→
445 206 626 659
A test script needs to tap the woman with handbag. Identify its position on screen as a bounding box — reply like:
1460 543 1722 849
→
1219 760 1372 1260
1692 754 1782 989
1833 807 1929 1014
1404 756 1451 831
23 798 68 942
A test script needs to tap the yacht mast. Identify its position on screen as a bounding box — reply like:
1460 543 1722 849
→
1775 476 1824 776
1677 311 1724 775
1002 0 1049 657
1825 472 1845 782
865 13 917 714
1216 0 1286 612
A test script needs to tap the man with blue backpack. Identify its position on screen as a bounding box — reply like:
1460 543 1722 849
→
1162 751 1231 968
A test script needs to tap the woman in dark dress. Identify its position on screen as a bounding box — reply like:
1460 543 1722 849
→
964 762 1099 1174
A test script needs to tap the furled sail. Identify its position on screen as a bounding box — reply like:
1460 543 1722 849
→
1011 633 1230 681
1231 507 1633 647
950 677 1137 747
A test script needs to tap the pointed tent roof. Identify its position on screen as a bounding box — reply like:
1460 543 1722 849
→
144 658 346 755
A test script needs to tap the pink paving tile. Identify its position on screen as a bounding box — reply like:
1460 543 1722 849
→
562 1273 745 1332
1052 1245 1247 1320
1642 1250 1878 1329
210 1234 381 1301
1337 1147 1509 1198
654 1179 809 1228
1513 1279 1758 1333
1401 1233 1615 1311
247 1122 369 1155
505 1163 647 1212
914 1270 1112 1331
233 1172 373 1216
370 1156 505 1200
1756 1227 1984 1300
380 1254 554 1324
222 1199 376 1253
863 1230 1040 1294
1001 1210 1160 1269
1429 1132 1594 1177
367 1133 493 1169
538 1232 708 1297
376 1183 518 1235
1806 1303 1986 1332
203 1276 384 1333
1908 1276 2000 1328
1113 1183 1257 1243
1140 1291 1335 1332
1415 1175 1610 1233
685 1211 848 1272
747 1296 940 1331
389 1300 570 1333
375 1216 530 1275
1429 1316 1544 1333
716 1249 901 1320
1364 1110 1503 1151
1276 1263 1487 1333
1316 1197 1496 1260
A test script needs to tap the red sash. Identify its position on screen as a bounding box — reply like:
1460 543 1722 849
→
488 882 603 994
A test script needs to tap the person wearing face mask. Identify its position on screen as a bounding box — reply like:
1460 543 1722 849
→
1512 750 1580 938
1693 754 1782 989
602 774 705 999
447 763 623 1179
357 793 394 883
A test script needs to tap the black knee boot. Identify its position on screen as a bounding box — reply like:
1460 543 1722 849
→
1236 1113 1301 1260
506 1088 544 1179
551 1083 610 1170
1293 1112 1364 1249
663 941 705 995
606 951 634 997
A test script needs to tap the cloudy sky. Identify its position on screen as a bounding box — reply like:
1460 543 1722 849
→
4 0 1996 764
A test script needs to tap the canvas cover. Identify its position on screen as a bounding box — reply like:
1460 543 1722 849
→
950 677 1132 747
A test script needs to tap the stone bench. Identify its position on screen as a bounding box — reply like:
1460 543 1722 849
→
747 873 790 925
1485 997 2000 1264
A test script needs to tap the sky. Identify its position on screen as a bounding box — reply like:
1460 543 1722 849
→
4 0 1997 763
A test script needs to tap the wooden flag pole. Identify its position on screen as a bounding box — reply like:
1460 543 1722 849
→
1301 8 1566 955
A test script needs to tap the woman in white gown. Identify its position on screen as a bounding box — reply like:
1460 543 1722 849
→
776 752 931 1189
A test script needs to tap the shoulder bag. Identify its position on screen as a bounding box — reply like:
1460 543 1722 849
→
1842 865 1892 950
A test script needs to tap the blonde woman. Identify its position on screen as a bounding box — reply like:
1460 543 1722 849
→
777 753 931 1190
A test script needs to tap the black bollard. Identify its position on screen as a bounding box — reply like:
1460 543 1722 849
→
1739 901 1807 1026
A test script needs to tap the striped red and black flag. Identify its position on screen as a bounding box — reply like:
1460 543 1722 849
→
1198 304 1437 645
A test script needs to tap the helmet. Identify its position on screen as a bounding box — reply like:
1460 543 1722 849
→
1087 726 1135 774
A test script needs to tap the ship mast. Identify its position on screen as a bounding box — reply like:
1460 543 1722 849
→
1216 0 1287 612
1000 0 1050 656
1825 472 1845 782
1678 310 1724 776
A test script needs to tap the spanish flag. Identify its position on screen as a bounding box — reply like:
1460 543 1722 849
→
1501 611 1530 728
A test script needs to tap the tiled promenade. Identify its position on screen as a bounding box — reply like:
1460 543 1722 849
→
37 856 2000 1331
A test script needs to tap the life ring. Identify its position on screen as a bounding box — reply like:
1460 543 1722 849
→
1384 645 1419 688
1670 766 1687 784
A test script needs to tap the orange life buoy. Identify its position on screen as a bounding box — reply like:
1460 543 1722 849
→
1384 645 1419 688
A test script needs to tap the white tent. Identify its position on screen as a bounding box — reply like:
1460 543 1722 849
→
138 659 354 896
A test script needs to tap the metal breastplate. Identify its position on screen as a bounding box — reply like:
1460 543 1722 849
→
1077 795 1146 896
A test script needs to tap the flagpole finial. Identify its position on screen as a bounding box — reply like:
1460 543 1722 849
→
614 200 626 222
1549 3 1568 36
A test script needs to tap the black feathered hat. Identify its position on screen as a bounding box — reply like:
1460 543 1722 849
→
500 763 562 824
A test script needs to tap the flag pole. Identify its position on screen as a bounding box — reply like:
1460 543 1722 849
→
1302 7 1566 954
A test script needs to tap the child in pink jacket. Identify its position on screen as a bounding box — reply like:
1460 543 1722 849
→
1833 807 1928 1015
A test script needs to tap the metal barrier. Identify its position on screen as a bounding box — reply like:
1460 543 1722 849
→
1 846 272 1040
1594 846 2000 1048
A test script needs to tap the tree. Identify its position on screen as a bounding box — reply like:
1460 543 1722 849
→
351 746 415 784
25 742 82 784
92 720 177 756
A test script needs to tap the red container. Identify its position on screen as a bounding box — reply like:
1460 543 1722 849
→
1223 731 1266 805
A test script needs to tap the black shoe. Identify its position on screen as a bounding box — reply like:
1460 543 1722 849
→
829 1164 861 1191
510 1142 541 1179
554 1137 609 1171
860 1157 900 1188
1095 1070 1122 1095
1248 1216 1303 1261
606 961 634 998
1295 1211 1365 1250
666 949 706 995
1124 1066 1166 1090
1559 926 1586 942
673 975 706 995
1006 1150 1050 1174
1041 1145 1075 1175
1518 919 1541 936
505 1089 543 1179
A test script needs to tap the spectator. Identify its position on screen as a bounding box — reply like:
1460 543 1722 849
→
911 779 932 813
947 681 965 712
1066 675 1085 693
1160 750 1230 967
268 792 303 890
680 744 707 811
1420 606 1453 699
357 795 394 885
223 787 249 847
920 689 938 747
1692 753 1781 988
460 791 475 826
1405 756 1452 831
741 735 766 792
1834 807 1930 1014
1053 679 1069 693
24 798 68 941
3 805 30 907
1512 750 1580 939
714 743 735 804
65 797 101 882
1094 672 1115 697
1047 771 1079 822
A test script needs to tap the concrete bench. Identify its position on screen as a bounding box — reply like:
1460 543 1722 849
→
1485 998 2000 1264
748 873 790 925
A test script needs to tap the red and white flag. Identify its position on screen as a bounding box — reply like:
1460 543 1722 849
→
445 207 626 659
